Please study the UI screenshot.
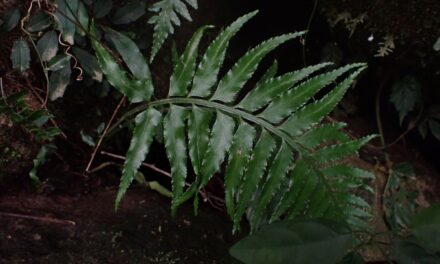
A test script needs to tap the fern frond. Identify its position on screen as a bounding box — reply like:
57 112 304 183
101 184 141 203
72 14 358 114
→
148 0 199 62
93 12 374 232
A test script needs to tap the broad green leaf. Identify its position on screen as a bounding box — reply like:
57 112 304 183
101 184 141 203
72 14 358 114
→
10 38 31 73
259 63 365 123
393 240 440 264
230 219 355 264
164 106 188 209
37 30 59 62
0 7 20 32
190 11 258 97
390 75 422 124
224 121 256 218
104 27 152 82
212 32 305 103
238 62 332 112
169 25 211 97
428 119 440 141
47 54 71 71
410 204 440 252
76 1 89 36
91 25 152 102
72 47 103 82
93 0 113 18
26 12 52 32
116 109 162 209
54 0 78 45
112 2 146 25
48 66 71 100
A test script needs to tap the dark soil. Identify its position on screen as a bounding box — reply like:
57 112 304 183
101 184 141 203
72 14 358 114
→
0 189 240 264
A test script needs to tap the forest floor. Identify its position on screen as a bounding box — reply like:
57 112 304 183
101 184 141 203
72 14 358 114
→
0 188 239 264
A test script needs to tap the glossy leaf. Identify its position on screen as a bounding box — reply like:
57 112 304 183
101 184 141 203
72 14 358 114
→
48 66 71 100
54 0 78 45
230 219 355 264
72 47 103 82
26 12 52 32
410 204 440 252
37 30 59 62
1 7 20 32
112 2 146 25
390 75 422 124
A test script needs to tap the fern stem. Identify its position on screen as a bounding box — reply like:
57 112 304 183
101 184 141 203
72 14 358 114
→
116 98 308 153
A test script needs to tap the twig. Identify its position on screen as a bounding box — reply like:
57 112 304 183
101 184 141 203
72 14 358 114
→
99 150 225 206
302 0 319 67
0 77 5 99
100 151 171 178
85 97 126 172
0 211 76 226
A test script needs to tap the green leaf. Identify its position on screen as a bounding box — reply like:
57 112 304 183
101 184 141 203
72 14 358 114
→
259 63 365 123
211 32 305 103
250 143 293 231
169 25 211 97
54 0 78 45
104 27 152 83
238 62 332 112
112 2 146 25
390 75 422 124
164 106 188 209
230 219 355 264
47 54 71 71
10 38 31 73
72 47 103 82
37 30 59 62
199 111 235 188
428 119 440 141
29 145 52 185
224 121 256 218
148 0 199 62
26 12 53 32
190 11 258 97
393 239 440 264
234 131 276 229
410 204 440 252
116 109 162 209
80 130 95 147
433 37 440 52
1 7 20 32
76 1 89 36
111 12 372 232
281 67 366 135
93 0 113 18
48 66 71 101
91 25 153 103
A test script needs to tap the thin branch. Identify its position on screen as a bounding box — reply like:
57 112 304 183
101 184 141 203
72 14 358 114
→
0 211 76 226
85 97 126 172
99 150 225 207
